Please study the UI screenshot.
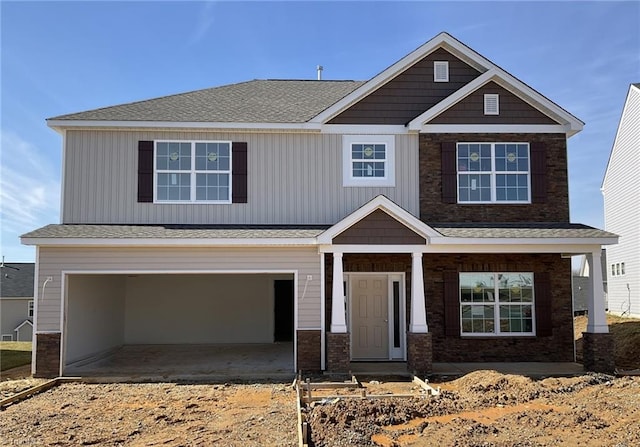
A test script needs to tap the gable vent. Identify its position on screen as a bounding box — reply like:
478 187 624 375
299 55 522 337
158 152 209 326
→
484 93 499 115
434 61 449 82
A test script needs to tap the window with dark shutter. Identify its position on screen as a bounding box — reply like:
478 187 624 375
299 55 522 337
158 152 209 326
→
443 271 460 336
530 142 547 203
534 271 552 336
137 141 154 203
441 142 457 204
232 142 248 203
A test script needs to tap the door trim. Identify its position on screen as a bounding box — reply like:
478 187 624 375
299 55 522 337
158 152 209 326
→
345 272 406 361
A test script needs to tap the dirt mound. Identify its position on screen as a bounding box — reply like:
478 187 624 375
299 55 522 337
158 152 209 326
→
448 370 542 405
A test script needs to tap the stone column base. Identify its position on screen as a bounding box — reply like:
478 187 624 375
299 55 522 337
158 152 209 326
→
326 332 350 373
583 332 615 374
407 332 433 376
296 330 321 373
34 332 61 378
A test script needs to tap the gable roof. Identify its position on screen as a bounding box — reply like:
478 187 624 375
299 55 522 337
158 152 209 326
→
47 32 581 136
0 263 35 297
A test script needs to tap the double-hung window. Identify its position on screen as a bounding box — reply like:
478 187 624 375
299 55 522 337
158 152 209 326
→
457 143 530 203
342 135 395 187
155 141 231 203
460 272 535 336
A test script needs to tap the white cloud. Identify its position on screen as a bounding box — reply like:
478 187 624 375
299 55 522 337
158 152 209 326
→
187 1 217 46
0 131 60 260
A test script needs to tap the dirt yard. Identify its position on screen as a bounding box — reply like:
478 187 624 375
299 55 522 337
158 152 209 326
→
1 314 639 446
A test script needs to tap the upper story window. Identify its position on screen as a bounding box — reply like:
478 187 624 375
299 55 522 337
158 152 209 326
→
434 61 449 82
155 141 231 203
343 135 395 187
457 143 530 203
460 272 535 336
28 300 34 318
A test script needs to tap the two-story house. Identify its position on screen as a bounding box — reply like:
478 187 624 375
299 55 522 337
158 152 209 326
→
0 262 35 342
22 33 617 378
602 83 639 318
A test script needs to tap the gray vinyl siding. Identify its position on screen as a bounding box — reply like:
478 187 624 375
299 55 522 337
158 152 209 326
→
62 130 419 225
0 298 33 340
603 86 640 318
36 246 322 332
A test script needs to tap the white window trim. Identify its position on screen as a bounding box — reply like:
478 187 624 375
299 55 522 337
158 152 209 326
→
342 135 395 187
484 93 500 115
434 61 449 82
459 272 536 337
1 334 13 341
457 142 531 204
28 300 34 318
153 140 233 204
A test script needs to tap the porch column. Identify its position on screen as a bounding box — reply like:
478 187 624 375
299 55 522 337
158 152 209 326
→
586 250 608 334
409 252 428 333
330 252 347 333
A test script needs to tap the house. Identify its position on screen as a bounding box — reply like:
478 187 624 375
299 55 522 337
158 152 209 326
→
0 262 35 341
21 32 617 379
573 249 607 314
602 83 640 318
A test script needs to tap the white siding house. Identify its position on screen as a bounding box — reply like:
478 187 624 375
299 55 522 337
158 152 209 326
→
602 84 640 318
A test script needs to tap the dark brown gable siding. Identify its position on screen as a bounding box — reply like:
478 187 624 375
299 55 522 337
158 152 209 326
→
428 82 559 125
137 141 154 203
328 48 482 125
419 133 569 222
332 209 426 245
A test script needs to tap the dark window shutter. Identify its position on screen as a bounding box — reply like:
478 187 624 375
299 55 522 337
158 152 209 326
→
530 142 547 203
534 271 552 337
443 271 460 336
441 142 457 204
138 141 154 203
232 142 248 203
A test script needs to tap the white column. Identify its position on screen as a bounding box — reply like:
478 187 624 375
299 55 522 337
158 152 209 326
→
586 250 609 333
409 252 428 333
330 252 347 333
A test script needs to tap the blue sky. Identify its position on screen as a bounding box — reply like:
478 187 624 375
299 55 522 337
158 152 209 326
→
1 1 638 262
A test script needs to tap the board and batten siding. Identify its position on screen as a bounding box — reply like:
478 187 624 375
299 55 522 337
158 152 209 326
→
36 246 322 332
603 85 640 318
62 130 419 225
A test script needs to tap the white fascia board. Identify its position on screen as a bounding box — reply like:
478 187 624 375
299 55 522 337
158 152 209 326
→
321 124 411 134
429 237 618 247
20 237 318 247
319 244 431 254
15 320 34 331
316 195 443 244
421 124 570 134
46 120 322 132
310 33 490 124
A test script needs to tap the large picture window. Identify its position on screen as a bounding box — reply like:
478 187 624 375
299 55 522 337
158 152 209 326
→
155 141 231 203
460 272 535 336
457 143 530 203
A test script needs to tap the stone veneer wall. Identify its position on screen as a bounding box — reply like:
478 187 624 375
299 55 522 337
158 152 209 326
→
34 332 61 378
296 330 321 373
419 133 570 222
582 332 615 373
407 332 433 375
326 332 350 373
425 253 574 362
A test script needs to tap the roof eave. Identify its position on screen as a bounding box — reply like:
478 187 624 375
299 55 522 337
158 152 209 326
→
46 119 323 132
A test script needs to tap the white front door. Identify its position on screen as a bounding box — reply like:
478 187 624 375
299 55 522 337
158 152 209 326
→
351 276 389 360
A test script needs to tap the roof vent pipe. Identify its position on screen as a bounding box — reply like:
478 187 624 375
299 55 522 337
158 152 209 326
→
317 65 323 80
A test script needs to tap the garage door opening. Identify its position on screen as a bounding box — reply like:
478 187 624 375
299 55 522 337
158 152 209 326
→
62 273 296 379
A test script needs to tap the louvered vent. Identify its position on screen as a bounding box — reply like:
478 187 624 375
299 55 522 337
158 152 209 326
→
434 61 449 82
484 94 499 115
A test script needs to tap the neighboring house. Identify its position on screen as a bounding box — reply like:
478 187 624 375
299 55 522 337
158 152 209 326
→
22 33 617 378
573 249 608 314
0 262 35 341
602 83 640 318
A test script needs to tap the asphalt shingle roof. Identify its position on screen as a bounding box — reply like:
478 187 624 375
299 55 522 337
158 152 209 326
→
0 263 35 297
49 80 365 123
428 222 617 239
21 224 328 240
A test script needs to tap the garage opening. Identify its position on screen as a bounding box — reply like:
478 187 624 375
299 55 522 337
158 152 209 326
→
62 273 295 378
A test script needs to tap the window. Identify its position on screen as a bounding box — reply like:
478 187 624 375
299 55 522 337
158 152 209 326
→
460 272 535 336
28 300 34 318
457 143 530 203
621 262 625 275
1 334 13 341
434 61 449 82
155 141 231 203
343 135 395 187
484 94 499 115
611 264 616 277
616 263 620 276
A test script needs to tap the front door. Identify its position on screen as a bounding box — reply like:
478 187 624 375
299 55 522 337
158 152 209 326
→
351 276 389 360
